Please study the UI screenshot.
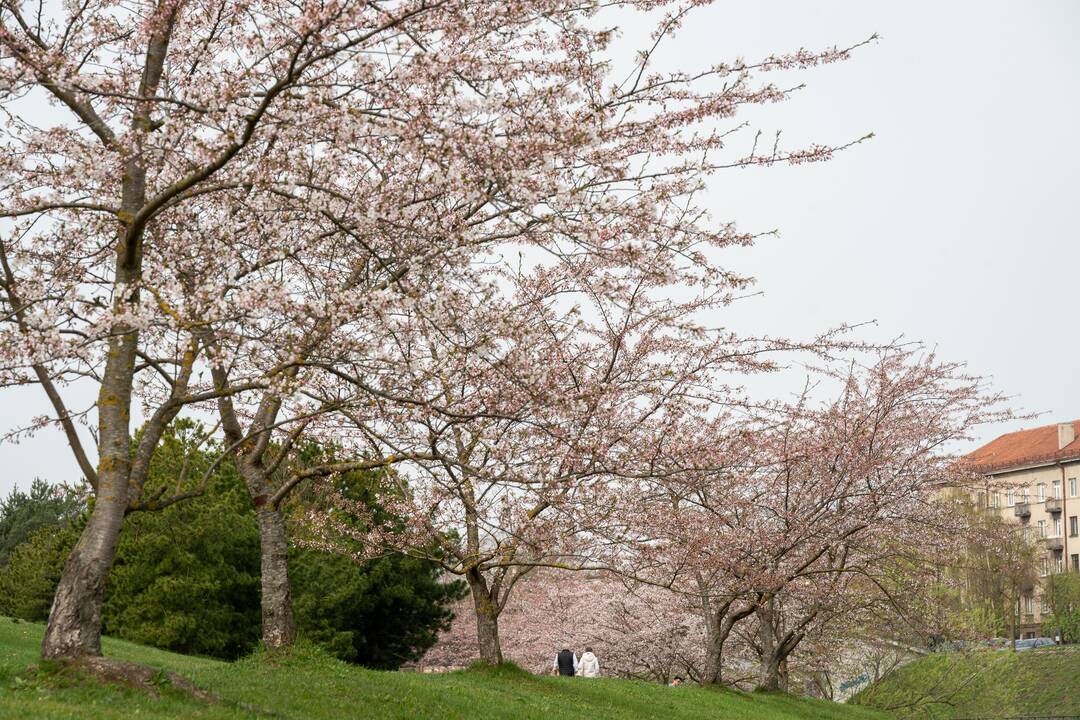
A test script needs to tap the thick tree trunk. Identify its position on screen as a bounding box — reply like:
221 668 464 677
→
466 570 503 664
701 610 726 684
755 599 791 692
40 493 127 658
757 605 781 691
475 608 503 665
754 599 802 693
257 507 297 649
760 651 786 690
42 320 138 659
701 599 757 685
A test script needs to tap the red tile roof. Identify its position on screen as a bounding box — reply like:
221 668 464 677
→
966 420 1080 473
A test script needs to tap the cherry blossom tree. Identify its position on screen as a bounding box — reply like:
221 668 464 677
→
1 0 874 662
616 349 1010 689
2 0 516 658
297 282 733 664
416 354 1007 691
274 12 878 656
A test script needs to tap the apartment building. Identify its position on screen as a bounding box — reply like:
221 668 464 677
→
965 420 1080 638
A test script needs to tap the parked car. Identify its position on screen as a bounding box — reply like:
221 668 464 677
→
1013 637 1057 651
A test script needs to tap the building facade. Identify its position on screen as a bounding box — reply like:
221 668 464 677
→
966 421 1080 638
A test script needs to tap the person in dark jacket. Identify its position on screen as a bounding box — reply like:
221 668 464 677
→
552 648 578 676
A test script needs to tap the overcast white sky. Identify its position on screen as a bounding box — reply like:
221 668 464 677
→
2 0 1077 495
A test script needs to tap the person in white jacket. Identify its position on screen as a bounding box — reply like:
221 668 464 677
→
577 647 600 678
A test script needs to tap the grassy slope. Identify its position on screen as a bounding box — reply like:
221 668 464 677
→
0 618 888 720
851 647 1080 719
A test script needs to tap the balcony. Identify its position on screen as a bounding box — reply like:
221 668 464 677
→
1045 497 1062 513
1045 536 1064 551
1014 503 1031 519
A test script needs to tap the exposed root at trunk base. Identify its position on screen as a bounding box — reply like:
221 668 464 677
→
27 657 218 702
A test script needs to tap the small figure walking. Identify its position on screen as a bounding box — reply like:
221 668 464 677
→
553 648 578 677
577 647 600 678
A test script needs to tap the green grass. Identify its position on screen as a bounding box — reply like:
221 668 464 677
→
0 617 889 720
851 646 1080 718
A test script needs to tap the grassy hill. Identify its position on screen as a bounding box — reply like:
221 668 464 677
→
0 617 888 720
851 646 1080 719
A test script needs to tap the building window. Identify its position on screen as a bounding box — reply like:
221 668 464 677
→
1070 477 1078 497
1072 553 1079 572
1038 483 1046 501
1055 517 1063 537
1038 520 1046 538
1023 487 1030 503
1007 489 1015 506
1041 596 1051 614
1071 516 1078 537
1024 595 1034 614
1053 479 1062 499
1056 556 1065 573
991 492 1000 508
1041 557 1049 576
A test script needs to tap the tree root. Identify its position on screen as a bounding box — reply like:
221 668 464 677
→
28 657 218 703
